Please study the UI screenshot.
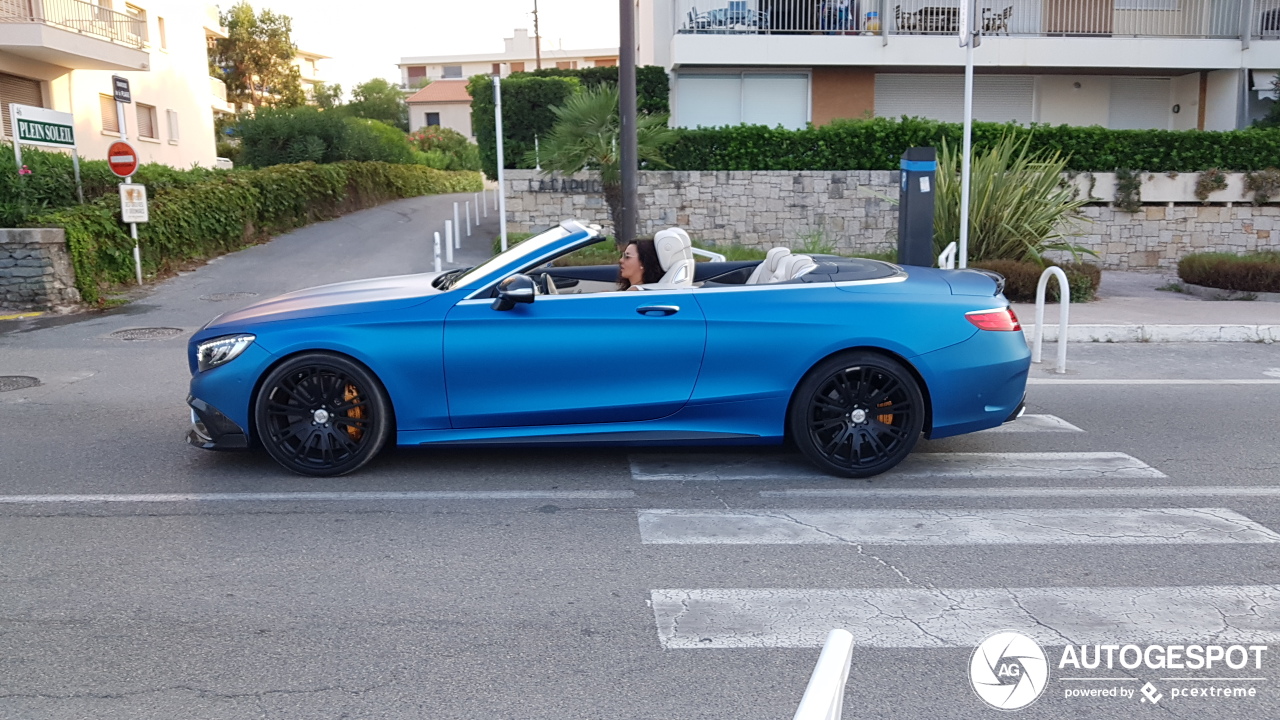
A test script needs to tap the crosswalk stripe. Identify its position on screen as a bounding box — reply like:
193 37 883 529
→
978 414 1083 433
0 490 636 505
762 486 1280 499
637 508 1280 546
650 585 1280 649
630 451 1164 481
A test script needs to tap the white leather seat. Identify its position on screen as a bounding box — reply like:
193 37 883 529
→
778 254 817 281
640 227 695 289
746 247 791 285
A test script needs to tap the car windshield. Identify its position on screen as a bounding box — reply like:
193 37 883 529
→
447 224 576 290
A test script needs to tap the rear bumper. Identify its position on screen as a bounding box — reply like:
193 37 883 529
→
913 330 1031 439
186 396 249 450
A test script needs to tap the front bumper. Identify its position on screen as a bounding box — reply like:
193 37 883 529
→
187 396 249 450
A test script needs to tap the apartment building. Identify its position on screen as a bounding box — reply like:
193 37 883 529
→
398 28 619 89
1 0 220 168
294 48 329 102
639 0 1280 131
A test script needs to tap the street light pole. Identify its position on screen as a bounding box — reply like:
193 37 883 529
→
618 0 637 246
958 0 980 269
533 0 542 70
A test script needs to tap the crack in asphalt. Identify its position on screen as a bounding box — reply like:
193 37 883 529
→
0 683 383 702
770 511 921 587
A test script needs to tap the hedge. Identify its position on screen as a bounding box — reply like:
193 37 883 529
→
971 259 1101 303
469 65 670 180
27 161 482 304
1178 252 1280 293
662 117 1280 173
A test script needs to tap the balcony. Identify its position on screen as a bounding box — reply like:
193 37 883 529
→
211 76 233 114
675 0 1271 39
0 0 148 70
671 0 1280 70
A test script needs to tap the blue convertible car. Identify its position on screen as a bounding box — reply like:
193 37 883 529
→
187 220 1030 478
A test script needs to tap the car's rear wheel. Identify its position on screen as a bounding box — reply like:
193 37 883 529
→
254 353 391 477
789 351 925 478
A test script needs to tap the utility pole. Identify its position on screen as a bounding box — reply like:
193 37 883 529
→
533 0 542 70
618 0 637 245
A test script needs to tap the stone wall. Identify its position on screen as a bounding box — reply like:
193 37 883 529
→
0 228 81 310
504 170 1280 271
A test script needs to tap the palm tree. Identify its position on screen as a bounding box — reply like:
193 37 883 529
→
525 84 676 243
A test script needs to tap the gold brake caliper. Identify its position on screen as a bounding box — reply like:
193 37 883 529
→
877 400 893 425
344 384 365 441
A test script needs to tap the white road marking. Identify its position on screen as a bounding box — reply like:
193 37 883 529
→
978 414 1083 433
650 585 1280 649
1265 368 1280 378
1029 378 1280 385
0 490 635 505
763 486 1280 499
630 452 1164 482
637 508 1280 546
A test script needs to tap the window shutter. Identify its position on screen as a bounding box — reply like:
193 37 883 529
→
1108 77 1172 130
166 109 179 141
742 74 808 129
1 73 44 137
137 103 156 138
100 94 120 133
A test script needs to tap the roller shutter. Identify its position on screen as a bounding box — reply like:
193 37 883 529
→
874 74 1034 124
1108 77 1171 130
1 73 44 138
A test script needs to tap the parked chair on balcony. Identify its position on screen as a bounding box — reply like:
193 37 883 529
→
685 6 711 32
894 5 919 33
983 6 1012 35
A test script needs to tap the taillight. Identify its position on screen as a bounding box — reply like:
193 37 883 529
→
966 307 1022 331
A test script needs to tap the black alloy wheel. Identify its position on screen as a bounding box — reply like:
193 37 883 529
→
789 351 925 478
254 353 392 477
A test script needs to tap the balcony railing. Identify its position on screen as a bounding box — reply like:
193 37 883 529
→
0 0 145 48
675 0 1270 40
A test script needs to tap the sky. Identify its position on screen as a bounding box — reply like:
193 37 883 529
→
243 0 622 97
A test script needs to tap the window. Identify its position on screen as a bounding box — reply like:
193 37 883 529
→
136 103 157 139
407 66 426 80
493 63 502 76
157 16 166 49
166 109 179 142
555 61 578 70
125 4 147 42
510 62 525 72
594 58 618 67
676 73 809 130
1 73 44 138
426 112 440 126
442 65 463 79
100 93 119 133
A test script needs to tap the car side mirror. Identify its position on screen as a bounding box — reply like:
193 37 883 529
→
492 274 536 311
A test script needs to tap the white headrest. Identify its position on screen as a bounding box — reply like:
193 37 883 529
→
765 247 791 273
781 254 817 281
653 228 693 272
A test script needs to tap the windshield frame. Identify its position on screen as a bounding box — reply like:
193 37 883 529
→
451 220 601 295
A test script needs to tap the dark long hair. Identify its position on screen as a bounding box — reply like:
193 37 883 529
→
617 240 664 290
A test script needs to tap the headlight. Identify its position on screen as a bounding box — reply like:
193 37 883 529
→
196 334 255 372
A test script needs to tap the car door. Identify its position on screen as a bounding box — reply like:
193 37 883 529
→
442 290 707 428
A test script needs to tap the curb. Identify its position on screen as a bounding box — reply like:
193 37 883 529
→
1021 324 1279 343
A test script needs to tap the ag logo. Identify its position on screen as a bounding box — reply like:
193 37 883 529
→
969 631 1050 710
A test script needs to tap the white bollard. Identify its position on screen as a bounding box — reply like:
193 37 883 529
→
433 231 442 272
794 629 855 720
474 192 481 222
465 201 471 236
482 190 488 217
454 202 461 249
445 220 454 263
1032 266 1071 374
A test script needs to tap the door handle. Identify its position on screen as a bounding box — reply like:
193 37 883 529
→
637 305 680 317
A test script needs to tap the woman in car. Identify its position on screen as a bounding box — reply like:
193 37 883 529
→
617 239 664 291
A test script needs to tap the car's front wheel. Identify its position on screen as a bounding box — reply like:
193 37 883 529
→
789 351 925 478
254 352 392 477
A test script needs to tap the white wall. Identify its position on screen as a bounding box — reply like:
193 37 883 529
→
1036 76 1110 127
1205 68 1240 130
408 103 474 140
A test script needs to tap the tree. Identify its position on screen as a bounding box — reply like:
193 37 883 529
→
211 2 305 110
311 81 343 110
340 78 409 131
527 84 675 242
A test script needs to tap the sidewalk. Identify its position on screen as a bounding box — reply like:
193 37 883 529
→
1011 270 1280 343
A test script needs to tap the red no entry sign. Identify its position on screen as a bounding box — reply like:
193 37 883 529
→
107 141 138 178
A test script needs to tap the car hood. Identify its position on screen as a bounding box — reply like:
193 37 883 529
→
202 272 445 332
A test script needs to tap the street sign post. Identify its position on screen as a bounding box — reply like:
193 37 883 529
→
107 141 139 178
957 0 981 269
9 103 83 203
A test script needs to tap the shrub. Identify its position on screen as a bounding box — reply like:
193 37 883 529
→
934 134 1091 263
235 107 414 167
972 259 1101 302
28 161 482 304
661 117 1280 173
469 74 580 179
1178 252 1280 293
342 118 413 164
409 126 481 171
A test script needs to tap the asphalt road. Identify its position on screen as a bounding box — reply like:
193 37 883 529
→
3 194 1280 719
